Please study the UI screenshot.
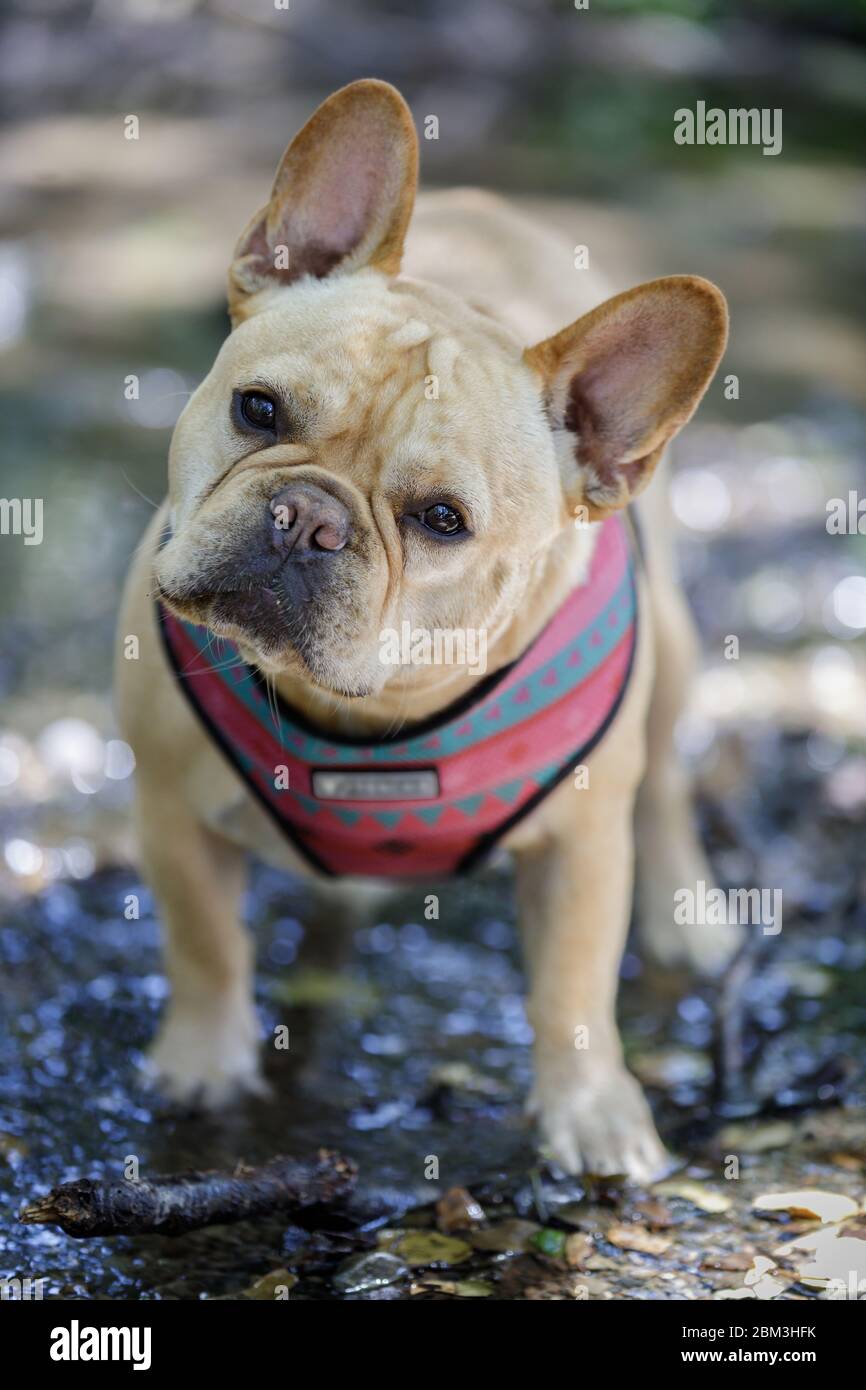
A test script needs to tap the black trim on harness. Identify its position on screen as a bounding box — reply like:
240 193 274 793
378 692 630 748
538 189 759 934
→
458 560 639 872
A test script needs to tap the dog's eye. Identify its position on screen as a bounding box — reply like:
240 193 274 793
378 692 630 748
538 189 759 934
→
240 392 276 430
418 503 465 536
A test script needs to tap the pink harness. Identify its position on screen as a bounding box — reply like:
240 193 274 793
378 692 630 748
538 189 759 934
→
158 515 637 878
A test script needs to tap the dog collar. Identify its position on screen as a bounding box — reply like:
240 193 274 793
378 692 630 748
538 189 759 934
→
157 514 637 878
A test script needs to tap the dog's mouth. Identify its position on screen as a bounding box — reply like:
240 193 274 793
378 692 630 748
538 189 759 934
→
153 490 389 699
155 573 379 700
155 573 276 628
157 574 297 663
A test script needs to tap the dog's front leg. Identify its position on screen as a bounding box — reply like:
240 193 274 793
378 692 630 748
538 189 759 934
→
135 780 265 1107
517 794 668 1182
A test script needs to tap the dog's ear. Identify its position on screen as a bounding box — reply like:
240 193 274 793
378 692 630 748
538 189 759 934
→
228 79 418 323
524 276 728 520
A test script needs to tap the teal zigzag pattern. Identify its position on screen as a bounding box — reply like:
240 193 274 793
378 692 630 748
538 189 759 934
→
181 567 635 770
240 755 566 829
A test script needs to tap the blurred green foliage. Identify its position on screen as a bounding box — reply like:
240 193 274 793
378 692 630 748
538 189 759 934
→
554 0 866 30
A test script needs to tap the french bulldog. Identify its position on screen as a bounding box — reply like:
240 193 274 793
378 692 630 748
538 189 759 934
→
117 79 740 1180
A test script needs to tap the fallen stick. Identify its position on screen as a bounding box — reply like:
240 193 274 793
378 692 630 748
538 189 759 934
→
18 1149 357 1238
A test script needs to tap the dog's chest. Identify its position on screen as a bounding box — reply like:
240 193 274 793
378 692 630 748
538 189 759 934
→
161 515 638 879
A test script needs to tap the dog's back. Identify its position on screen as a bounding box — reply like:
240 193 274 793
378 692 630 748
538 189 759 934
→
405 189 613 346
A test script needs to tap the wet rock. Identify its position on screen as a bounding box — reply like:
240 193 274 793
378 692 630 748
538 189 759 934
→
718 1119 795 1153
564 1232 593 1268
279 1225 310 1260
701 1250 755 1272
426 1062 507 1097
632 1047 713 1088
653 1179 732 1214
524 1274 589 1300
435 1186 485 1232
632 1197 676 1229
333 1251 409 1295
556 1202 591 1229
241 1269 297 1300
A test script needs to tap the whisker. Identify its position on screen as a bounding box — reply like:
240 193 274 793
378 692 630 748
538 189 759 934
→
120 469 163 511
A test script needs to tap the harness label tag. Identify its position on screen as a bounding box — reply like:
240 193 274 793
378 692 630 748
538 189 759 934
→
311 768 440 801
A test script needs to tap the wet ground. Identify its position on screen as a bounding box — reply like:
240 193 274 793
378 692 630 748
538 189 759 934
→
2 731 866 1300
1 245 865 1298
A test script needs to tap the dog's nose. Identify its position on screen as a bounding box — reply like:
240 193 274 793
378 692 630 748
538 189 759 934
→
269 482 350 554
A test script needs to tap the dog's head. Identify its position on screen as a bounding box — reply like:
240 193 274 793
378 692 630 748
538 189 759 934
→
156 80 727 698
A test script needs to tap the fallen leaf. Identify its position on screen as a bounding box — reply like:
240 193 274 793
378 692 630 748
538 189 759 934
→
470 1219 540 1254
719 1120 794 1154
714 1287 756 1300
752 1190 860 1223
633 1197 675 1229
775 1222 866 1294
532 1227 567 1258
829 1152 864 1173
607 1222 672 1256
653 1179 732 1214
744 1255 788 1299
422 1277 493 1298
378 1229 471 1267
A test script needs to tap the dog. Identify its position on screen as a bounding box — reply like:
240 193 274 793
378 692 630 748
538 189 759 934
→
117 79 741 1181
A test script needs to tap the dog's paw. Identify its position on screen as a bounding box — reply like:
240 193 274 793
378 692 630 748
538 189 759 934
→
528 1057 670 1183
144 1002 270 1108
684 916 746 977
642 910 745 978
639 870 746 978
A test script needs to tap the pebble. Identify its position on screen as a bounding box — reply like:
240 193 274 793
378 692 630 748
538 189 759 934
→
333 1251 410 1294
